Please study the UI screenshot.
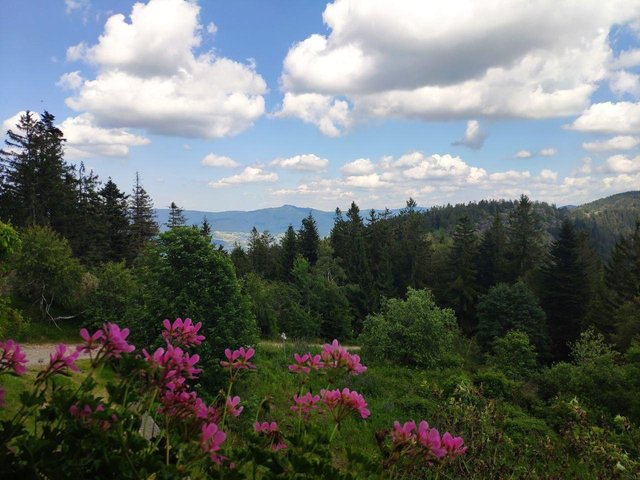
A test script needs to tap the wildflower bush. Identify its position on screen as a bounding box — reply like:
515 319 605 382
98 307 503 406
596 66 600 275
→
0 320 466 478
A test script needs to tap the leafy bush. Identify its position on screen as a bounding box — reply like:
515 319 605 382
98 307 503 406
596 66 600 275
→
489 330 538 380
476 282 549 356
360 288 460 368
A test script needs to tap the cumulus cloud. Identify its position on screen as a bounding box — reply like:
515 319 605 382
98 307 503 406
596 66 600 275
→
270 153 329 171
340 158 374 175
63 0 267 139
601 154 640 173
277 0 640 135
539 148 557 157
65 0 89 14
56 71 84 90
59 114 150 159
344 173 388 188
583 136 640 152
452 120 486 149
568 101 640 134
514 150 533 158
609 70 640 97
209 167 277 187
2 111 39 134
202 154 240 168
614 49 640 69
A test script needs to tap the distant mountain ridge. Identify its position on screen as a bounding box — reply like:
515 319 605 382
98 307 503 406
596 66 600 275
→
155 191 640 253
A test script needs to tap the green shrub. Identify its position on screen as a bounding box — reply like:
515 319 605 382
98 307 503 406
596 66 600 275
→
489 330 538 380
360 288 460 368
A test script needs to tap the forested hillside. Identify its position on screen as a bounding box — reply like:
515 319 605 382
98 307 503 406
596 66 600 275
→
2 111 640 478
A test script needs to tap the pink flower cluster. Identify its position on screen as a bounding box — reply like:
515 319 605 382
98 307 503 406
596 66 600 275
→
47 344 81 375
69 403 118 430
201 422 226 464
288 340 366 376
254 421 287 451
320 388 370 422
79 323 135 359
0 339 27 403
225 396 243 417
162 318 205 348
390 420 467 462
220 347 256 370
291 392 321 417
0 339 27 375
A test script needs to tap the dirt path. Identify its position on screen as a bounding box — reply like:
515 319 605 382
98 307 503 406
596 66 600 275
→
19 343 90 365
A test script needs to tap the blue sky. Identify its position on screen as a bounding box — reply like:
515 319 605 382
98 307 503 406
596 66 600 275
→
2 0 640 212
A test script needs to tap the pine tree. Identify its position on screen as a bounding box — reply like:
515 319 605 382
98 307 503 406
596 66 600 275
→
298 212 320 266
541 219 591 360
200 217 212 238
506 194 544 280
99 179 130 262
167 201 187 228
280 225 298 280
72 162 104 263
477 214 508 290
128 172 158 260
446 216 479 333
605 222 640 309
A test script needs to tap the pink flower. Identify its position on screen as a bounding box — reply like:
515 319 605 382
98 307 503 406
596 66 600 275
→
101 323 135 358
162 318 205 348
201 422 226 464
78 328 104 353
0 339 27 375
319 340 367 375
441 432 467 457
220 347 256 370
417 421 446 460
47 344 80 374
320 388 370 422
288 353 311 374
225 395 243 417
291 392 321 417
391 421 417 447
254 421 287 451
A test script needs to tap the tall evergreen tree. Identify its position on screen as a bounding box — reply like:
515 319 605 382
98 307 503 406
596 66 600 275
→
605 222 640 310
99 179 130 262
167 201 186 228
72 163 103 263
128 172 158 260
200 217 212 238
541 219 591 360
280 225 298 279
0 111 77 232
477 214 508 291
446 215 479 333
506 194 544 280
298 212 320 266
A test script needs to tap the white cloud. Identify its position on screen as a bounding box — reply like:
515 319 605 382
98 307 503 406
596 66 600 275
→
452 120 486 149
583 135 640 152
64 0 267 139
59 114 150 159
340 158 374 175
344 173 388 188
402 153 487 183
610 70 640 97
56 71 84 90
206 22 217 36
613 48 640 69
568 101 640 134
539 169 558 182
274 93 351 137
601 154 640 173
539 148 557 157
277 0 640 135
65 0 89 14
209 167 277 187
269 153 329 171
202 154 240 168
514 150 533 158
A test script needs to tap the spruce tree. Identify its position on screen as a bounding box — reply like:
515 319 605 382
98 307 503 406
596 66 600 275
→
99 179 130 262
73 163 104 263
128 172 158 260
605 222 640 309
280 225 298 279
446 215 479 333
200 217 212 238
298 212 320 266
506 194 544 280
541 219 590 360
167 201 187 228
477 214 508 291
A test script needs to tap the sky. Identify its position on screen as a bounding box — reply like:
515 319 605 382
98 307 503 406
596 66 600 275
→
1 0 640 212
